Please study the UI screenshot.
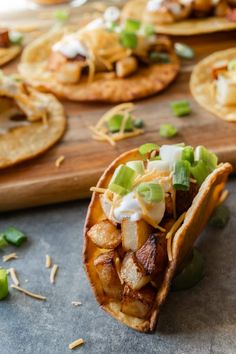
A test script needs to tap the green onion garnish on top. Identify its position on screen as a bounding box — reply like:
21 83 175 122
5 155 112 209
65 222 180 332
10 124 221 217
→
0 269 8 300
124 19 141 33
143 24 155 36
133 118 144 129
173 160 190 191
54 9 70 22
149 51 170 64
120 31 137 49
0 234 8 249
9 31 24 45
182 146 194 164
108 165 136 195
126 160 145 176
4 226 27 247
137 182 164 203
174 42 195 60
209 205 230 228
107 114 133 133
190 160 211 186
194 146 218 171
139 143 159 156
159 123 177 138
106 21 118 32
227 59 236 71
171 100 191 117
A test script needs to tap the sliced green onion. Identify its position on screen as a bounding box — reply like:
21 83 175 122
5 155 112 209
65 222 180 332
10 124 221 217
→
133 118 144 129
137 182 164 203
182 146 194 164
126 160 145 176
227 59 236 71
209 205 230 228
107 114 133 133
108 165 136 195
194 146 218 171
173 160 190 191
159 123 177 138
171 100 191 117
120 31 137 49
172 248 204 291
54 10 70 22
174 42 195 60
149 51 170 64
0 269 9 300
143 24 155 36
139 143 159 156
190 160 211 186
0 234 8 249
9 31 24 45
4 226 27 247
106 21 118 32
124 19 141 33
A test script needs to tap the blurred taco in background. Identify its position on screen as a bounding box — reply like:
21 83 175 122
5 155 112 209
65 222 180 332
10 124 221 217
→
84 143 232 332
0 28 23 67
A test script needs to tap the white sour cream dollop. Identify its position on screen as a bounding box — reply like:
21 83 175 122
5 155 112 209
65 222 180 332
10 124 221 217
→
52 35 89 59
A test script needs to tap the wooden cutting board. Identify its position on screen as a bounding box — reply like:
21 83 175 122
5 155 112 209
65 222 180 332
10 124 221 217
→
1 31 236 212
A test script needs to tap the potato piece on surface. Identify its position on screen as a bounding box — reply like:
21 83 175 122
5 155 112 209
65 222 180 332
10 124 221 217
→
48 51 67 71
56 62 83 84
120 252 150 290
121 284 156 319
135 233 168 275
121 219 152 252
94 251 122 300
88 220 121 249
116 56 138 78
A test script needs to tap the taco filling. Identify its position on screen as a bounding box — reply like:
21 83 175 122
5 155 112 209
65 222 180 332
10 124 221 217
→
85 143 232 330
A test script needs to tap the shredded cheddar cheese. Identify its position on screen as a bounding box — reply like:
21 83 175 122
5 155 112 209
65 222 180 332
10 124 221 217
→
8 268 20 286
90 187 107 194
218 189 229 206
68 338 85 350
50 264 59 284
72 301 82 306
11 285 47 301
3 253 18 262
166 212 186 262
45 255 52 268
55 155 65 168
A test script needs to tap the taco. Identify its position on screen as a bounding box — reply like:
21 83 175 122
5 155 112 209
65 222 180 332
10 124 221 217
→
0 29 23 67
190 48 236 122
84 143 232 332
19 9 179 103
121 0 236 36
0 73 66 169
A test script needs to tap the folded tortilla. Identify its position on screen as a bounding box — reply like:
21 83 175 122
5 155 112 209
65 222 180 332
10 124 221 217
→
84 147 232 332
19 29 179 103
121 0 236 36
0 45 21 67
190 48 236 122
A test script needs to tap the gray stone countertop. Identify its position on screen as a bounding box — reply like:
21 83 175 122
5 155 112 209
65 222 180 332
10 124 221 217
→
0 180 235 354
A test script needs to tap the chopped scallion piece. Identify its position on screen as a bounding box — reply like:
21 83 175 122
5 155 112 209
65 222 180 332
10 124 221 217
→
0 269 8 300
4 226 27 247
9 31 24 45
107 114 133 133
126 160 145 175
149 51 170 64
143 24 155 36
173 160 190 191
227 59 236 71
182 146 194 164
190 160 211 186
174 42 195 60
108 165 136 195
120 31 137 49
124 19 141 33
194 146 218 171
139 143 159 156
54 9 70 22
137 182 164 203
159 123 177 138
171 100 191 117
133 118 144 129
106 21 118 32
209 205 230 228
0 234 8 249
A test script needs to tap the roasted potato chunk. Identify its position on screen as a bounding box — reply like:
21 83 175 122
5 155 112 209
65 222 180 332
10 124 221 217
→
121 219 153 252
116 57 138 78
135 233 168 276
94 251 122 300
120 252 150 290
56 62 84 84
0 29 9 48
48 51 67 71
88 220 121 249
192 0 212 14
121 284 156 319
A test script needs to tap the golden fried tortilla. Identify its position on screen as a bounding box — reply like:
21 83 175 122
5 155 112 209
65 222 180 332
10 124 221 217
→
121 0 236 36
84 148 232 332
0 45 21 67
19 29 179 103
190 48 236 122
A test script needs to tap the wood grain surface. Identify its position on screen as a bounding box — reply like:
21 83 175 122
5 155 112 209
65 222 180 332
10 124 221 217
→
1 30 236 212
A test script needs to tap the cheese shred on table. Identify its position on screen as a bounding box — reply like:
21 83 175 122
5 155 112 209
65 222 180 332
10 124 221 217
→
55 155 65 168
68 338 85 350
11 284 47 301
50 264 59 284
3 253 18 262
8 267 20 286
45 254 52 268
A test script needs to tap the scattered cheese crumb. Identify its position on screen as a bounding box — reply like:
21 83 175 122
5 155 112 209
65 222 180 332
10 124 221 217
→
69 338 85 350
72 301 82 307
50 264 59 284
3 253 18 262
11 285 47 301
90 187 107 194
8 268 20 286
218 189 229 206
55 155 65 168
166 212 186 262
45 254 52 269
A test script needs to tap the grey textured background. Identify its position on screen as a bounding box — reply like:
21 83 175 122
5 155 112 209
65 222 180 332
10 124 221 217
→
0 180 235 354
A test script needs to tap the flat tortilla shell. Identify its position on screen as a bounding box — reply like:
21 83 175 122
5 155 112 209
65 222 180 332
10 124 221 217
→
19 29 179 103
84 148 232 332
121 0 236 35
0 92 66 169
0 45 21 67
190 48 236 122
